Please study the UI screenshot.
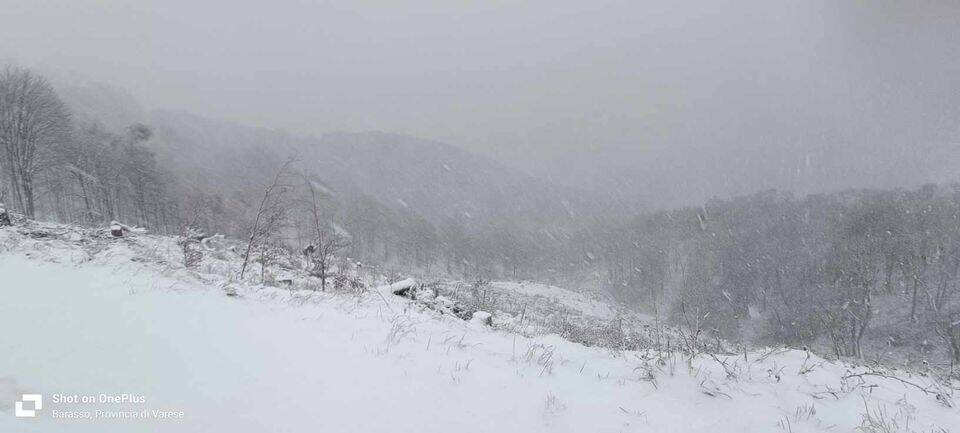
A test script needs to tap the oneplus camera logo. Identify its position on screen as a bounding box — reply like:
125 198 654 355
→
15 394 42 418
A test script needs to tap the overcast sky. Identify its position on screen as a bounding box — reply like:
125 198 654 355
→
4 0 960 207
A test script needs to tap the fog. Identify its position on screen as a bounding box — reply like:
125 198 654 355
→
4 0 959 208
8 3 960 424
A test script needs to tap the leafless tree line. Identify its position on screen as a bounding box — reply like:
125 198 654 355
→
0 66 70 218
0 65 175 230
590 187 960 364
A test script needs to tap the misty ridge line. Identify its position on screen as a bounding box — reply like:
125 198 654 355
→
8 0 960 208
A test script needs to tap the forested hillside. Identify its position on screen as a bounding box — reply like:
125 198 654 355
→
146 110 619 276
589 187 960 364
7 69 616 279
3 65 960 364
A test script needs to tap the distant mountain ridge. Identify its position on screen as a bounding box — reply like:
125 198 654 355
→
52 77 620 276
147 109 617 236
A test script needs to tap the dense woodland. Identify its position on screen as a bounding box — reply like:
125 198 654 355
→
589 187 960 364
2 65 959 364
0 66 176 231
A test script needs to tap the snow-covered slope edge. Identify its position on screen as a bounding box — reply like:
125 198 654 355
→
0 224 957 433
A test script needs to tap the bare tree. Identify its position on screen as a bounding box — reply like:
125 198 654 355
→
303 175 349 291
239 158 295 280
0 66 70 217
308 227 349 291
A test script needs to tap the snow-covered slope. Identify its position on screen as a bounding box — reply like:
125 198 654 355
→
488 280 619 320
1 225 957 432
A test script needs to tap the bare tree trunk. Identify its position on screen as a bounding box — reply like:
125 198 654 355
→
240 159 295 280
76 174 94 224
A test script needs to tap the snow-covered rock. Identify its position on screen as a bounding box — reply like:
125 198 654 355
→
379 277 418 296
471 311 493 326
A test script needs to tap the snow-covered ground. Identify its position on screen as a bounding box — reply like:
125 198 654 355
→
488 281 619 320
1 224 958 432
